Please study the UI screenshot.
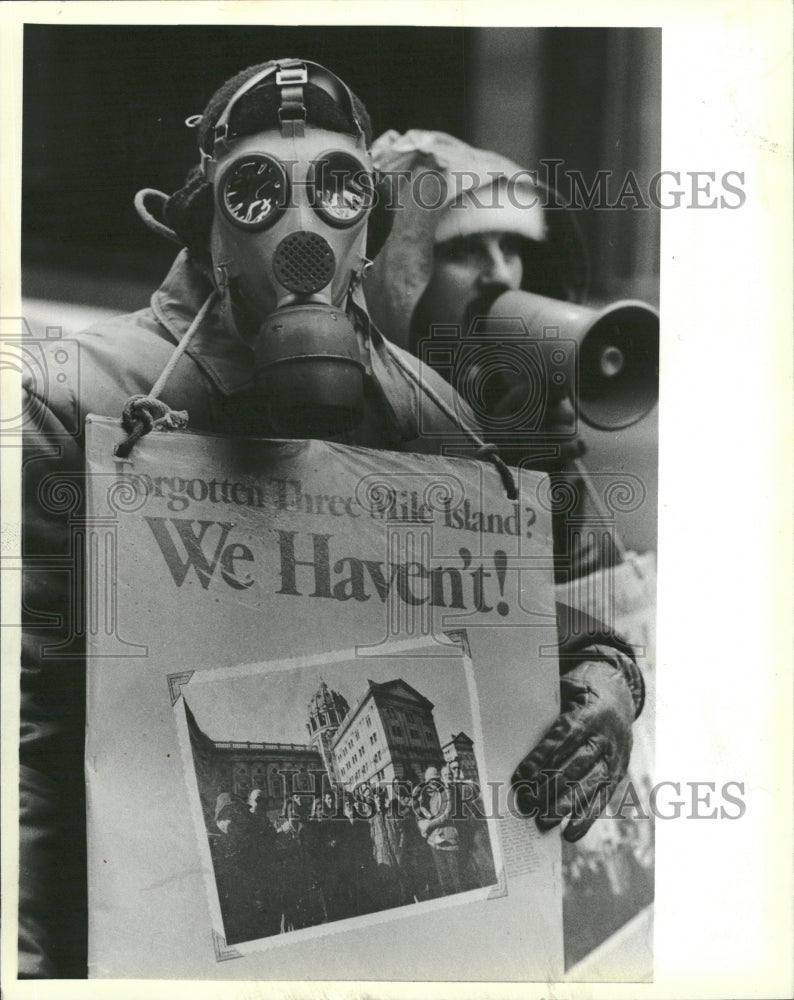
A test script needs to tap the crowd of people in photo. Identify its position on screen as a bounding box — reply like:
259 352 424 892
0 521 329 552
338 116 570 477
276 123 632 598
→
562 816 654 966
209 762 497 945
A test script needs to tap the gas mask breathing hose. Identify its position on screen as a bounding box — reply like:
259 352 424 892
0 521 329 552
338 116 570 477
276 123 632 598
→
134 189 182 246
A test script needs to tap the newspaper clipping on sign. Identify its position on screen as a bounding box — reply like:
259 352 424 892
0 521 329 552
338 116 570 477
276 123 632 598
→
83 415 564 980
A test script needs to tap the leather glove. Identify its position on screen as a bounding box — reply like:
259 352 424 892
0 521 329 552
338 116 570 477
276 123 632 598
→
512 658 637 842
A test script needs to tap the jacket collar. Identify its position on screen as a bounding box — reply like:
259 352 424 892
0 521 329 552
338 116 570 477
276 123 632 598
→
150 250 260 397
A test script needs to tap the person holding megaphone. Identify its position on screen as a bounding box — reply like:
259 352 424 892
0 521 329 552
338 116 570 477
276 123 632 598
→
366 128 657 838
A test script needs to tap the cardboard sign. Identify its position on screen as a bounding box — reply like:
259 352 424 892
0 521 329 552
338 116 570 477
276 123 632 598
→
84 416 563 980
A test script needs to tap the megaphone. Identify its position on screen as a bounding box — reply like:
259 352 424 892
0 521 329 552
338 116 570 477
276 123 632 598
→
482 290 659 431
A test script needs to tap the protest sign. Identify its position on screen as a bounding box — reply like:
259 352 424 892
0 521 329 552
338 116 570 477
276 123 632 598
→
84 415 564 980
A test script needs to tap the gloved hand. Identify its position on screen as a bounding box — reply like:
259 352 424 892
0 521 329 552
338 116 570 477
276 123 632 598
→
512 659 637 842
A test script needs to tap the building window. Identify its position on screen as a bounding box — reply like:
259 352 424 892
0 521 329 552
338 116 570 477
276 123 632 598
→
409 728 420 741
366 715 372 728
392 725 403 739
233 763 251 797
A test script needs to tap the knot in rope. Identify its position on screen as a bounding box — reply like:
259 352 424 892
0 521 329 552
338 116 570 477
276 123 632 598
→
115 395 189 459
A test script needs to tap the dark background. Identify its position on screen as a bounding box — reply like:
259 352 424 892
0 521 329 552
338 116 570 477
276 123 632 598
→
21 25 660 552
22 25 661 309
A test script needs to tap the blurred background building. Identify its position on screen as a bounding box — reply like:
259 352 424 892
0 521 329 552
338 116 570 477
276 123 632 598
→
20 24 660 549
22 25 660 307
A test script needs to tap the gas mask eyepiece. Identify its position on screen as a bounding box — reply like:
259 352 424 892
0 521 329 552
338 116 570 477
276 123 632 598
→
218 153 290 230
308 152 375 228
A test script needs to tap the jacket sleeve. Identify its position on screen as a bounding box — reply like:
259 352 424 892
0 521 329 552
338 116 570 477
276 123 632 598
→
544 457 645 718
17 307 208 978
19 382 89 978
554 600 645 718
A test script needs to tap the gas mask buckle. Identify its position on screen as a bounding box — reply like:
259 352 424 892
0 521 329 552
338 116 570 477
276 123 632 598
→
276 63 308 138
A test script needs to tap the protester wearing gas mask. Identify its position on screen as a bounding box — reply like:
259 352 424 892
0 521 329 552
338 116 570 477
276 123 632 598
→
20 63 642 978
365 128 649 844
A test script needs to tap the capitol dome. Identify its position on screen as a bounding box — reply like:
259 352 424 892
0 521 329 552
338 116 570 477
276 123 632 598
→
307 680 349 733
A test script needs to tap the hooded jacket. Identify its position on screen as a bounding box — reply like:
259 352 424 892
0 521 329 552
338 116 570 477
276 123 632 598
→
19 248 641 978
364 129 588 350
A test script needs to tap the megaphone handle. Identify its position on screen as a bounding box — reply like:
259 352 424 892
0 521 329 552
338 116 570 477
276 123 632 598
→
571 456 630 566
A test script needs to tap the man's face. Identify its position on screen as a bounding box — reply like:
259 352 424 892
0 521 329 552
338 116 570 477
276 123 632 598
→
412 232 524 339
414 229 578 443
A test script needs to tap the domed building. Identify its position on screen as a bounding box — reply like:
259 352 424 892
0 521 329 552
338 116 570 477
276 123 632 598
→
307 680 350 782
186 674 478 831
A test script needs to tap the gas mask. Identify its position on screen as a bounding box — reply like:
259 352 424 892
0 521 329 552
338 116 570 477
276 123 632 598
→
200 61 376 437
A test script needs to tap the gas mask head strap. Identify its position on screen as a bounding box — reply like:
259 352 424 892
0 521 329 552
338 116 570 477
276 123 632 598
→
200 59 366 179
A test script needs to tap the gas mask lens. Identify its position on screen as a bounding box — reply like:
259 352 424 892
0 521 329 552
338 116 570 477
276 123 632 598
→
219 153 290 230
309 152 374 227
